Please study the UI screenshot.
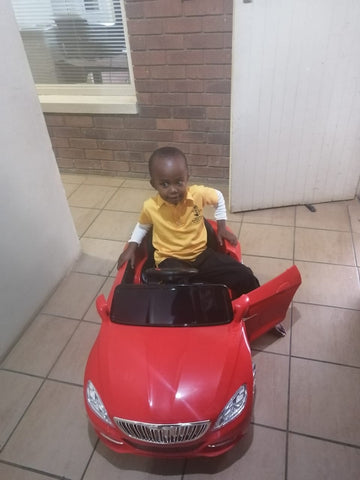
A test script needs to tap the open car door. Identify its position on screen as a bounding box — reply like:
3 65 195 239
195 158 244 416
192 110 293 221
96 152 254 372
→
234 266 301 343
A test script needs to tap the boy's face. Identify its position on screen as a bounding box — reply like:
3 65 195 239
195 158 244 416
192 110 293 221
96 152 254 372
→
150 155 189 205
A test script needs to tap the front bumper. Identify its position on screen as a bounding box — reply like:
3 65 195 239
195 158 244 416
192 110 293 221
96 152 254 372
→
86 406 252 458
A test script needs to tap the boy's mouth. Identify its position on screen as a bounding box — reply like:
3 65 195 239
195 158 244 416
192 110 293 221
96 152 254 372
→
168 197 180 204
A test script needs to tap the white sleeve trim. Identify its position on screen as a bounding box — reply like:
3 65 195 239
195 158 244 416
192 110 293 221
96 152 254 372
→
129 222 151 245
214 190 228 220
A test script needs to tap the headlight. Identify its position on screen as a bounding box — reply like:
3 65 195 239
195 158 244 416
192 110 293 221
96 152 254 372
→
86 380 113 426
213 384 247 430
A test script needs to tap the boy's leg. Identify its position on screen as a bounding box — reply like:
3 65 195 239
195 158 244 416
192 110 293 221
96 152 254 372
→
193 249 286 336
192 248 260 298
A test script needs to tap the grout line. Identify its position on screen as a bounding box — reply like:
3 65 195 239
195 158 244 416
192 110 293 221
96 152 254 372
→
293 299 360 313
243 253 358 268
80 438 100 480
289 355 360 371
250 348 360 370
181 458 188 480
0 376 46 455
284 202 296 479
347 203 360 273
81 275 110 321
286 431 360 451
250 422 360 450
0 367 86 389
242 221 353 233
0 459 67 479
285 302 295 479
0 368 45 381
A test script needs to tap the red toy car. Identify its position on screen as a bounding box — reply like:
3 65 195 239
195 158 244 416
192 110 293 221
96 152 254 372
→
84 220 301 457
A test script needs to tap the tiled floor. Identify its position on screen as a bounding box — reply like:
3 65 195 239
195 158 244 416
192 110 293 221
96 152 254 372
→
1 173 360 480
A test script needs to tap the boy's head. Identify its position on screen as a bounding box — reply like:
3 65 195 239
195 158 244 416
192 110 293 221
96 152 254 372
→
148 147 189 205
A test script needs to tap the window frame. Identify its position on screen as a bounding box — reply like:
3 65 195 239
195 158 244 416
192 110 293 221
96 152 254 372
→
21 0 137 114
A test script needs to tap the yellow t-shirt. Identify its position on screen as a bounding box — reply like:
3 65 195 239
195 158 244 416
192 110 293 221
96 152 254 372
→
139 185 219 265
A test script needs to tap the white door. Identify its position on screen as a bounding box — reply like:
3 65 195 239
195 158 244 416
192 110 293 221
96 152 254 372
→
230 0 360 212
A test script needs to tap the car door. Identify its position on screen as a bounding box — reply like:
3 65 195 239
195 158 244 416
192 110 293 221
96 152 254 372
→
233 265 301 343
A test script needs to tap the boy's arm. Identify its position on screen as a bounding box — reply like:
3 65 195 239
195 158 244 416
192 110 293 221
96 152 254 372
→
117 223 151 269
214 190 238 246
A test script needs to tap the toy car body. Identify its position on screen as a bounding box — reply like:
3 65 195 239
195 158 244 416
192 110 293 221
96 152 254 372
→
84 220 301 457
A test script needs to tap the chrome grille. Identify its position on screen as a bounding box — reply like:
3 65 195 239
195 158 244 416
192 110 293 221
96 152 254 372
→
114 418 210 444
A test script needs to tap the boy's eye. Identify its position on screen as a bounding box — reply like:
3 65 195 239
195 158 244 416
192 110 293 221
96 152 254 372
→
160 182 169 188
177 180 184 186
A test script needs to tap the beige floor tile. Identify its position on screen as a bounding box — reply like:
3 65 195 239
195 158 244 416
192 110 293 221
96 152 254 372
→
241 255 293 286
85 210 139 241
294 261 360 310
122 178 154 189
0 463 55 480
203 205 243 226
1 314 78 377
243 206 296 226
353 232 360 266
0 371 42 449
49 322 100 385
287 433 360 480
110 264 119 277
70 206 100 237
63 182 80 198
296 202 351 231
84 277 114 323
225 220 241 237
61 173 86 184
251 351 289 429
239 223 294 259
225 210 244 222
68 184 118 209
197 180 228 195
289 357 360 445
250 308 291 355
73 238 125 276
83 441 185 480
292 303 360 367
349 203 360 233
42 272 106 319
0 381 96 480
105 188 153 212
202 204 243 224
295 228 355 265
184 425 286 480
84 174 125 187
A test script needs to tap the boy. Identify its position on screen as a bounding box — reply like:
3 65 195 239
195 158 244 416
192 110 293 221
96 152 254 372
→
117 146 285 334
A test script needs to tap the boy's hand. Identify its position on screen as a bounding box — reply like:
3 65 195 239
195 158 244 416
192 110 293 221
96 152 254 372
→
117 242 137 270
217 228 238 247
216 220 238 246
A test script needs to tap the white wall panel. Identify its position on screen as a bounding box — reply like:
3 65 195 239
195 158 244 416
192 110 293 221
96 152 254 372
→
230 0 360 211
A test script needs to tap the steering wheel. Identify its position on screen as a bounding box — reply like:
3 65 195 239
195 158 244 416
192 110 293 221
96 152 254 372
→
144 267 199 284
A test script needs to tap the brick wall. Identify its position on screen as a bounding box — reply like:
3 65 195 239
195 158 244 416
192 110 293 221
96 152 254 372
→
45 0 233 181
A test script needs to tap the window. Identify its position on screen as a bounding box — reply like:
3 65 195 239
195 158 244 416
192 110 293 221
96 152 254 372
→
11 0 137 114
110 284 233 327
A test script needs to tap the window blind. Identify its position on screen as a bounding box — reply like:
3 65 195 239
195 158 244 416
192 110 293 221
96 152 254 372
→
11 0 129 85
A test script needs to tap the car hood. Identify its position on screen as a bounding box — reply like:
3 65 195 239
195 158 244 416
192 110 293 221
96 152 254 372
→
89 321 252 424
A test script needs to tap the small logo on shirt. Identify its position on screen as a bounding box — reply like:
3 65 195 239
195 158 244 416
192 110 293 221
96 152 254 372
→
192 205 202 224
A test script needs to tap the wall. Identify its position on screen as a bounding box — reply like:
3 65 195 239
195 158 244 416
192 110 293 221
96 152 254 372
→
230 0 360 211
45 0 233 181
0 1 80 361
